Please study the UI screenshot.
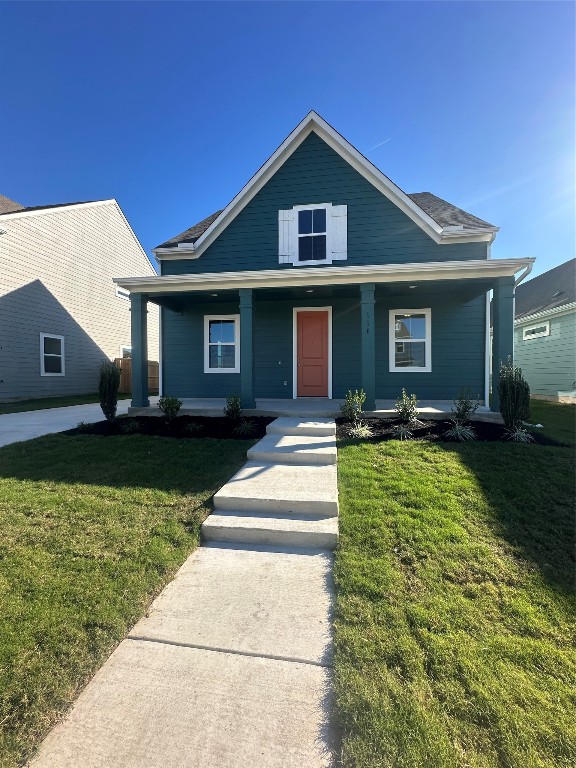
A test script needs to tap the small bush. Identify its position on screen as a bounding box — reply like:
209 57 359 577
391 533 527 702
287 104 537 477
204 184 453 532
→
99 360 120 422
233 418 257 437
158 395 182 421
498 358 530 428
224 394 242 420
341 389 367 422
391 423 414 441
120 418 140 434
444 420 477 442
395 389 419 424
349 420 373 439
75 421 93 434
452 387 480 423
184 421 203 436
504 426 534 443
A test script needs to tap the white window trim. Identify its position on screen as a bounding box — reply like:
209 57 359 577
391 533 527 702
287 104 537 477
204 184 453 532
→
292 307 333 399
40 333 65 377
204 314 240 374
294 203 330 266
115 285 130 300
522 321 550 340
389 309 432 373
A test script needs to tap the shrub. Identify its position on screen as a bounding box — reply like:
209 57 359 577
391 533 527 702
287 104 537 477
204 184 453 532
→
75 421 93 434
504 426 534 443
391 423 414 441
233 418 257 437
444 420 477 442
184 421 203 436
340 389 367 422
158 395 182 421
224 394 242 420
451 387 480 423
498 358 530 428
120 418 140 434
99 360 120 422
395 389 419 424
349 420 373 439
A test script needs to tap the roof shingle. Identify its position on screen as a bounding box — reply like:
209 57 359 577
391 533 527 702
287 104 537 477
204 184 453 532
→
0 195 24 214
515 259 576 319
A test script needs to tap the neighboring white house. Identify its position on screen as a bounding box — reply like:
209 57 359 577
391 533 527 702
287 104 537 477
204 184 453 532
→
0 195 159 401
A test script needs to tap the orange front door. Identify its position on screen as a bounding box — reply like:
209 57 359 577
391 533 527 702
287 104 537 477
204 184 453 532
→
297 311 329 397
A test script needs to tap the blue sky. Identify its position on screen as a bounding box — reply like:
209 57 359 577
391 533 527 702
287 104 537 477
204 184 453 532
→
1 1 573 277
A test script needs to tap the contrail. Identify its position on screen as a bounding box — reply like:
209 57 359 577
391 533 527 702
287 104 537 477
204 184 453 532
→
366 138 391 152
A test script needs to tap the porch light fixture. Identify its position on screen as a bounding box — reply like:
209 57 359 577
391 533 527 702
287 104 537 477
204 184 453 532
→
306 289 314 293
409 285 417 289
210 293 218 297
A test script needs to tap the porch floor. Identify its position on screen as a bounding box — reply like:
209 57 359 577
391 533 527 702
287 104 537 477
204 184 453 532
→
129 397 502 423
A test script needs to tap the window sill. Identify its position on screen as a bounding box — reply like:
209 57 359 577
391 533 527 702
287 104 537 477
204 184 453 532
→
389 367 432 373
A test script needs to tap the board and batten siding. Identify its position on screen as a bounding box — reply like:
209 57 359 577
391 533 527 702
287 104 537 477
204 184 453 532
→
161 132 488 277
515 310 576 397
0 201 159 400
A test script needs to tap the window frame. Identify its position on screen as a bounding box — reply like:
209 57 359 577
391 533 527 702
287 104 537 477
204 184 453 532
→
119 345 132 359
389 309 432 373
294 203 332 266
522 321 550 340
40 333 65 377
203 314 240 374
115 285 130 301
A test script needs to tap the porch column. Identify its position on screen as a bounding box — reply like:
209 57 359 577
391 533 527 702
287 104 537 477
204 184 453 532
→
360 282 376 411
130 293 149 408
239 288 256 409
491 276 515 412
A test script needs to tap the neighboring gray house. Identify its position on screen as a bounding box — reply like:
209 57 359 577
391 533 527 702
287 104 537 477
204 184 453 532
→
0 196 159 401
514 258 576 401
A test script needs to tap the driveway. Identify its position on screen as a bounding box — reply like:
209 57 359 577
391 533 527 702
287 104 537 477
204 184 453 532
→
0 401 130 448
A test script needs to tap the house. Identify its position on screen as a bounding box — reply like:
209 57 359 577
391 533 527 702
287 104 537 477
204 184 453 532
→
514 258 575 401
114 112 533 414
0 196 159 401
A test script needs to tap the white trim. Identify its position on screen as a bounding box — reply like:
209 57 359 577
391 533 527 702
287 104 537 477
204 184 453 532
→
292 307 333 399
152 111 498 259
515 301 576 325
116 285 130 300
203 314 240 374
294 203 330 266
522 321 550 340
158 308 163 397
0 199 117 222
115 258 535 296
484 291 490 405
40 333 65 377
389 309 431 373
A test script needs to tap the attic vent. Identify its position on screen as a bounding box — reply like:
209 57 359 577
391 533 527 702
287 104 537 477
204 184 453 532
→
552 291 563 298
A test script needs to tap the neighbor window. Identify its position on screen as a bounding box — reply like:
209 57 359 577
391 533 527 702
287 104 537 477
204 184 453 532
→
389 309 431 372
298 208 327 261
115 286 130 300
522 321 550 340
204 315 240 373
120 345 132 359
40 333 65 376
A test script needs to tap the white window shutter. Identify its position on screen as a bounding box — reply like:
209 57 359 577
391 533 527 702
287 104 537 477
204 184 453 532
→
330 205 347 260
278 209 295 264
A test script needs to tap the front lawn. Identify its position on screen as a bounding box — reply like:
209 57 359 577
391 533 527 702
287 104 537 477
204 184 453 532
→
0 434 249 768
335 404 575 767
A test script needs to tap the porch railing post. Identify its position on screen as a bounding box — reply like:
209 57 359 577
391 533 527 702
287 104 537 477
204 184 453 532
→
360 282 377 411
130 293 149 408
239 288 256 409
491 276 515 412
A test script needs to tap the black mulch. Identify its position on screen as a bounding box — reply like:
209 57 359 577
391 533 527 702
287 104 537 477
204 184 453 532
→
336 418 565 446
65 416 274 440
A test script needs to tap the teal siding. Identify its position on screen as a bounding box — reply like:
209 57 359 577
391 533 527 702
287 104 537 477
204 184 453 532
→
162 132 487 276
515 311 576 396
161 292 486 401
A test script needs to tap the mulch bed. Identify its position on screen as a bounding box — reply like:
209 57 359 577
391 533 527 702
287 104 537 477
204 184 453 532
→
65 416 274 440
336 418 564 446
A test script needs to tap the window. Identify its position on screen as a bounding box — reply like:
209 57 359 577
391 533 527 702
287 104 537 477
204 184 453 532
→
278 203 347 265
389 309 431 372
523 322 550 340
120 345 132 359
116 286 130 300
40 333 65 376
204 315 240 373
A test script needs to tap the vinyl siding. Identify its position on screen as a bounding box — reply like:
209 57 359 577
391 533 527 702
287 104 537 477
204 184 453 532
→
0 202 159 400
162 131 487 276
515 311 576 396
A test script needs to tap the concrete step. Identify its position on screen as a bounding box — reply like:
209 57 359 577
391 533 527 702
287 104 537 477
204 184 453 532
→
202 512 339 549
266 417 336 437
213 461 339 517
247 434 336 466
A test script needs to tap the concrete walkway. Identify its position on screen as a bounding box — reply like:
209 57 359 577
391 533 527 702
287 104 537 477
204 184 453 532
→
0 401 130 448
29 418 338 767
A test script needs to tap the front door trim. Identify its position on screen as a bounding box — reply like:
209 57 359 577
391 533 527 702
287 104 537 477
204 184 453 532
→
292 306 332 399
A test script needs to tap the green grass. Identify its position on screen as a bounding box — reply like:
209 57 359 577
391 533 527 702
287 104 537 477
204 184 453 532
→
0 393 130 415
528 398 576 447
335 403 575 767
0 434 249 768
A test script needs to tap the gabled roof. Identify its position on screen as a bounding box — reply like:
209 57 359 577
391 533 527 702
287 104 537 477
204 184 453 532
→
515 258 575 320
0 200 96 217
154 111 498 256
0 195 24 214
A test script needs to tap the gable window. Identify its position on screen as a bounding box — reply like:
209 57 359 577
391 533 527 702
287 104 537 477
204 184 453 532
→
204 315 240 373
40 333 65 376
522 321 550 340
278 203 347 265
389 309 431 372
